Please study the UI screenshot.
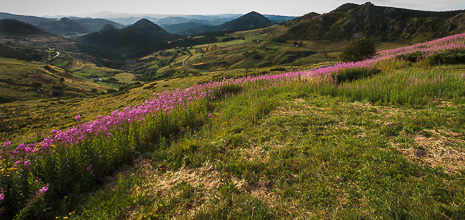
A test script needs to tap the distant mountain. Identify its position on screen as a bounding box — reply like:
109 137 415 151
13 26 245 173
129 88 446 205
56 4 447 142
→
0 19 124 66
186 11 275 35
70 18 126 32
156 16 191 25
162 22 210 35
215 11 275 32
104 14 241 26
37 17 90 36
281 2 465 42
0 12 51 25
264 15 296 24
154 15 239 26
0 19 51 36
77 19 180 57
0 12 126 36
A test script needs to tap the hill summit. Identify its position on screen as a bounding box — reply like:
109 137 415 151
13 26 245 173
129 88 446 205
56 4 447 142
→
37 17 90 36
77 19 179 58
130 18 164 30
281 2 465 42
216 11 275 32
0 19 50 36
184 11 275 35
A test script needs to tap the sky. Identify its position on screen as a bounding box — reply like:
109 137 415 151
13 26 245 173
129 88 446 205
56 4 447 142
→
2 0 465 17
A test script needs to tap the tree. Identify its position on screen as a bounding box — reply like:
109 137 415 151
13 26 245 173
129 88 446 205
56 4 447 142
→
339 39 376 62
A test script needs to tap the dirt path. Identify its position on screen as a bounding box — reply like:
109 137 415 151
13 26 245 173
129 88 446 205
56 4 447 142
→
183 53 209 73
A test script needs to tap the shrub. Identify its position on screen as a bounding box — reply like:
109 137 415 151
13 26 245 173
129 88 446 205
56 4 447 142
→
396 51 424 62
335 67 380 83
340 39 376 62
51 85 63 91
51 90 63 97
31 81 42 91
0 95 13 103
272 38 286 43
424 49 465 65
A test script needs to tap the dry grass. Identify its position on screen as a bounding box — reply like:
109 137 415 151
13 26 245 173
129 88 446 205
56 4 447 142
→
397 130 465 175
122 158 285 219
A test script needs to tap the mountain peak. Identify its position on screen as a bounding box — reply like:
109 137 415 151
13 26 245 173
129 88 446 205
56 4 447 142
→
215 11 274 32
59 17 72 22
242 11 266 19
334 3 359 11
132 19 159 29
100 23 116 32
246 11 260 15
351 1 378 17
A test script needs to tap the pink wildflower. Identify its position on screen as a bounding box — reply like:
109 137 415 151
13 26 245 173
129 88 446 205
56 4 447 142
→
86 164 92 172
2 141 10 148
36 186 48 195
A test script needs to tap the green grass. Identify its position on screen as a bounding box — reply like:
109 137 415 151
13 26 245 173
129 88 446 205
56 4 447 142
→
68 64 465 219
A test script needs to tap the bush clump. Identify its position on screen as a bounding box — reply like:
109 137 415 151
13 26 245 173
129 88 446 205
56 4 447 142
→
340 39 377 62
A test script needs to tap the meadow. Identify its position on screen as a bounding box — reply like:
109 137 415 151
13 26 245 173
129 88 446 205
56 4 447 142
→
1 33 465 219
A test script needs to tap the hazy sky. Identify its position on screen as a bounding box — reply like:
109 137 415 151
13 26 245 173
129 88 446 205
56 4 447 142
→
2 0 465 17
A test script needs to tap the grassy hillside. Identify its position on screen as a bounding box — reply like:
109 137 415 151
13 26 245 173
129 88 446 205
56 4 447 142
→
2 32 465 219
280 2 465 42
0 57 110 101
136 26 406 77
75 65 465 219
0 71 213 146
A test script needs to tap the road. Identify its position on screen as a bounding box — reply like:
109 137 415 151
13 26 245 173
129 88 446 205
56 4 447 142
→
183 53 209 73
47 47 60 61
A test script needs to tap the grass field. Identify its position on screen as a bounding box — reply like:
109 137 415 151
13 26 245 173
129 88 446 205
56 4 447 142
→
71 64 465 219
1 31 465 219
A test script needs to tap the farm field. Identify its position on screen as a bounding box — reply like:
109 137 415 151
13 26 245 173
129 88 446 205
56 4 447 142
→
1 32 465 220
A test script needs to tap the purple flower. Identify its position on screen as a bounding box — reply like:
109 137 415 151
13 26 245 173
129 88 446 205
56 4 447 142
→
75 115 81 121
2 141 10 148
24 160 31 167
0 193 4 201
36 186 48 195
207 113 212 117
86 164 92 172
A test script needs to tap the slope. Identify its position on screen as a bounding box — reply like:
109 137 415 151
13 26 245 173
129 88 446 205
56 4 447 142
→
281 2 465 42
37 17 91 36
0 19 52 36
2 32 465 219
71 18 126 32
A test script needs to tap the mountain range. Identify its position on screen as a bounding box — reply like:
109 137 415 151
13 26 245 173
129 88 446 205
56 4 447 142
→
2 2 465 60
75 11 278 57
0 12 125 36
280 2 465 42
178 11 275 35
